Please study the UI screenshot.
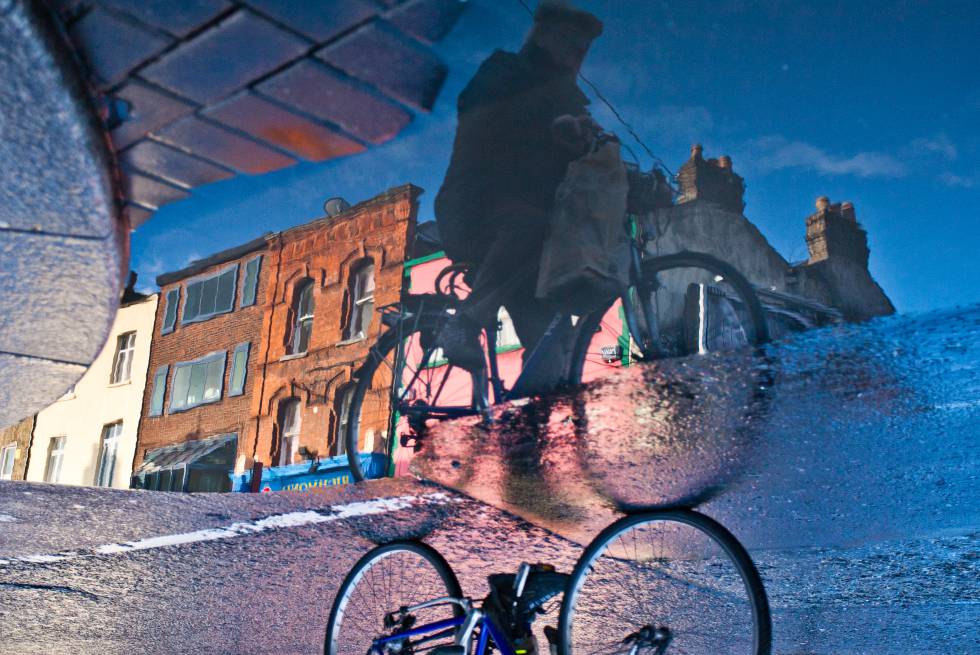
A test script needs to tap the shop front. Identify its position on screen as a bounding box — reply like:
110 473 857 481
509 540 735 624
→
229 452 387 493
132 433 238 492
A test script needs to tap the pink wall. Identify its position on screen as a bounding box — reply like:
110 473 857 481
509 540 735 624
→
392 254 628 475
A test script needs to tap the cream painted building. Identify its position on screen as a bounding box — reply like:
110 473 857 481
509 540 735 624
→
26 293 157 488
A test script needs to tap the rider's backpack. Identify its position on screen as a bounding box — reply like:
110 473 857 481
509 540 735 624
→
535 138 631 315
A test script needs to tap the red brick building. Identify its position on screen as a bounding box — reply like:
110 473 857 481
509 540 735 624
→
250 185 419 481
132 185 418 491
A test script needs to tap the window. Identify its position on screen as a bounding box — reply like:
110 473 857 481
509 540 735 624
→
0 443 15 480
291 280 314 354
161 287 180 334
45 436 66 483
169 352 226 412
496 307 522 351
95 422 122 487
228 342 250 396
110 331 137 384
333 385 355 457
149 365 168 416
182 264 238 324
278 399 301 466
345 260 375 340
241 255 262 307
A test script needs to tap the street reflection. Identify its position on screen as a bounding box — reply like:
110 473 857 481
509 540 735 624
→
413 347 775 545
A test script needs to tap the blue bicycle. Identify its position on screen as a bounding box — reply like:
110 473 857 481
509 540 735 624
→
324 509 772 655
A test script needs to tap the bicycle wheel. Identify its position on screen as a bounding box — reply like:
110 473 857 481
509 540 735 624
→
325 541 464 655
558 510 771 655
345 311 488 481
569 251 770 382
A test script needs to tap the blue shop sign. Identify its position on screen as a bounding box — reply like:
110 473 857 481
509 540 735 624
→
230 453 387 493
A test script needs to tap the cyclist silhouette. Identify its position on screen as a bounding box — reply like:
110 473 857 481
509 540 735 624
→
435 1 605 393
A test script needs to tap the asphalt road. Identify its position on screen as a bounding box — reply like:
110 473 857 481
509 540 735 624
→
1 307 978 654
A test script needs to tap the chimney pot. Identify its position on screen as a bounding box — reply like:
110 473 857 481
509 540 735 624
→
718 155 732 169
691 143 703 159
815 196 830 211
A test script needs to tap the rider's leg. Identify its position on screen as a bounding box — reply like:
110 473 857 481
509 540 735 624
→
439 223 544 372
503 288 573 396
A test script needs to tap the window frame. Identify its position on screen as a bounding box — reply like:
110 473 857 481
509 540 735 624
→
181 263 239 325
228 342 250 397
333 385 355 457
45 436 66 483
290 279 315 355
0 442 15 480
495 306 523 353
148 365 169 416
240 255 262 308
110 331 137 384
345 260 375 340
168 351 227 413
95 422 122 487
278 399 302 467
161 287 180 334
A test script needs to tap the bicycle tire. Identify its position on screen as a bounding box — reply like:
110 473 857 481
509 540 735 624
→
345 312 486 481
325 541 464 655
558 510 772 655
568 250 770 382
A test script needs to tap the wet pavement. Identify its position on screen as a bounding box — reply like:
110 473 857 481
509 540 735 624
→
1 306 978 654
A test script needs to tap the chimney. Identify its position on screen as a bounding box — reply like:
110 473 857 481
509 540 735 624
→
676 144 745 212
805 197 870 267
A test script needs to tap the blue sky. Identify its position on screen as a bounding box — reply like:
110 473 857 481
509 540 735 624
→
132 0 980 313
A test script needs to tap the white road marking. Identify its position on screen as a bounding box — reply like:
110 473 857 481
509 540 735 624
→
0 493 452 568
0 514 18 523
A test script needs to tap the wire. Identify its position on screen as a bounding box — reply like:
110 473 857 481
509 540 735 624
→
513 0 677 180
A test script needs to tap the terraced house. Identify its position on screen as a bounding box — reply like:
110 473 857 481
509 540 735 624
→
25 284 157 489
133 185 419 492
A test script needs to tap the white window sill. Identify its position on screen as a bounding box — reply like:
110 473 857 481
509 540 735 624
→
335 335 366 347
108 380 132 388
279 352 308 362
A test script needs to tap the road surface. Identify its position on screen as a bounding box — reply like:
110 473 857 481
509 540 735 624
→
1 306 978 653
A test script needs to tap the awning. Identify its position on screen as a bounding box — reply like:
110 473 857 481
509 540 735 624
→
135 433 237 476
132 434 238 492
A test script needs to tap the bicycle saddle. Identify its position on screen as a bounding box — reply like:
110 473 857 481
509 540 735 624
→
488 568 570 614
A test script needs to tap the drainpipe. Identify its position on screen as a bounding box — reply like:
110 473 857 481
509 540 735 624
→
251 235 285 474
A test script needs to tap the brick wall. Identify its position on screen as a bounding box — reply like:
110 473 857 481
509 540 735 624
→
0 416 35 480
252 185 420 467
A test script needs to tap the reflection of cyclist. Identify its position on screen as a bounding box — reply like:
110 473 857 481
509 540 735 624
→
435 1 604 391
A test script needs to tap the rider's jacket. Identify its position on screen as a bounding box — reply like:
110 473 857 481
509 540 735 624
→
435 43 590 264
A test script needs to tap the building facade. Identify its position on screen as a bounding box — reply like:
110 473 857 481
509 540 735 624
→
132 185 419 492
648 144 893 329
132 233 271 492
24 292 157 488
243 185 419 490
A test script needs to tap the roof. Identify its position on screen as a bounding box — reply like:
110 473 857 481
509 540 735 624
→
156 234 272 286
155 183 422 287
276 183 423 241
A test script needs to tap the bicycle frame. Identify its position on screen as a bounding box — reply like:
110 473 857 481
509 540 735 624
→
392 216 653 416
370 608 517 655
